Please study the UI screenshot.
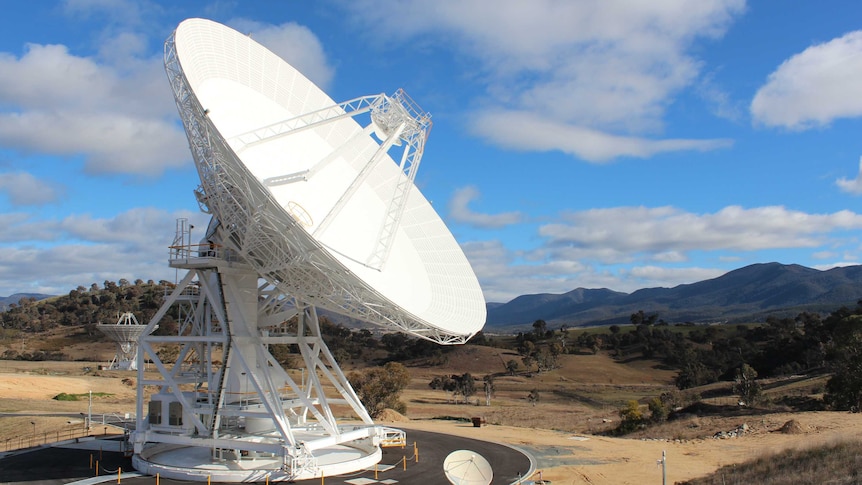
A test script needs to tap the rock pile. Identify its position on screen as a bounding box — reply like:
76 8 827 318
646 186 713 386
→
713 423 749 439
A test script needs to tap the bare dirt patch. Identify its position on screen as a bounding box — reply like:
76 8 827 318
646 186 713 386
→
376 408 409 422
778 419 805 434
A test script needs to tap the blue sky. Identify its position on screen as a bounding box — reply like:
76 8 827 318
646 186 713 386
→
3 1 862 304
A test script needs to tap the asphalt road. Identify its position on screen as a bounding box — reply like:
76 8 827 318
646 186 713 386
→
0 429 533 485
0 443 130 485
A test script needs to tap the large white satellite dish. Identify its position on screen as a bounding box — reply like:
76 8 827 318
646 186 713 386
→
131 18 486 482
171 17 484 342
444 449 494 485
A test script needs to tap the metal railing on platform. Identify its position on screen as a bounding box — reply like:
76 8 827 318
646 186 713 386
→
168 243 239 262
1 426 99 452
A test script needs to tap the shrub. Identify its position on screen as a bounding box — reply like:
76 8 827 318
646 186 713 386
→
616 400 645 434
732 364 762 406
648 396 669 423
348 362 411 418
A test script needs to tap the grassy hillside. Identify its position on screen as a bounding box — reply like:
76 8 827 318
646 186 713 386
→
680 439 862 484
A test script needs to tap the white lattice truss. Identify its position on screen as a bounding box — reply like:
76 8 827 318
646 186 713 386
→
133 255 379 478
163 31 467 345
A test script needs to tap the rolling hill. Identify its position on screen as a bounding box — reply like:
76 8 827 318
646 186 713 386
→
485 262 862 328
0 293 53 312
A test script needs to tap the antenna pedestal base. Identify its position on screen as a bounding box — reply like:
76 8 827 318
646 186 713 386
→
132 261 387 481
132 427 384 482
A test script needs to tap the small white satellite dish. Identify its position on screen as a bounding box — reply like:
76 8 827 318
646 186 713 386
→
443 449 493 485
96 312 148 370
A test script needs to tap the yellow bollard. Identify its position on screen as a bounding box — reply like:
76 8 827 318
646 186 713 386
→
95 460 99 476
320 471 324 485
403 456 407 471
208 475 211 485
156 473 160 485
375 464 378 479
414 442 419 463
117 467 121 484
266 474 269 485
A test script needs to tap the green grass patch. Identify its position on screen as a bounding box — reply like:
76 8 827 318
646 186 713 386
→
53 392 113 401
431 416 472 423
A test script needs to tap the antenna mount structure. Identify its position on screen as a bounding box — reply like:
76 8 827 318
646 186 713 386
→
131 18 484 482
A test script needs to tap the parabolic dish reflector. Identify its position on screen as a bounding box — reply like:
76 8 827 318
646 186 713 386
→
167 18 485 342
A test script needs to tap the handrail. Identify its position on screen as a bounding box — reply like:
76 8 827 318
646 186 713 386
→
1 426 96 452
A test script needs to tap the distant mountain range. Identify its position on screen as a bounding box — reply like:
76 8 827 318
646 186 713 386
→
485 263 862 329
5 263 862 333
0 293 54 312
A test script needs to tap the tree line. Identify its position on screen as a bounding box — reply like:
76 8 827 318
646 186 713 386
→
6 280 862 413
566 304 862 413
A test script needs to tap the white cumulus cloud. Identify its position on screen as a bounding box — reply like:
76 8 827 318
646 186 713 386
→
751 30 862 129
0 207 210 296
472 110 732 162
229 19 336 90
0 42 187 176
538 205 862 265
461 204 862 301
448 186 525 228
836 156 862 195
0 172 64 206
344 0 745 161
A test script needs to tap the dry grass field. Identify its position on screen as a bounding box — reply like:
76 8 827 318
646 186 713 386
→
399 345 678 434
2 336 862 484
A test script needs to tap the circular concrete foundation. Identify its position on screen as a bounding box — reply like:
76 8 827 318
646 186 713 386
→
133 442 382 481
